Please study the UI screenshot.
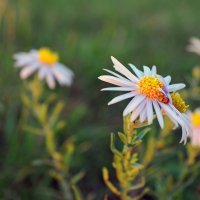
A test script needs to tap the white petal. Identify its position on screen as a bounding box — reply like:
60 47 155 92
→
160 103 189 143
139 107 147 122
98 75 133 87
143 66 151 75
153 101 164 129
146 100 153 124
20 63 39 79
180 127 187 144
111 56 138 82
168 83 186 92
52 64 73 86
108 92 137 105
123 95 146 116
164 76 171 84
159 103 179 129
101 87 134 91
187 37 200 55
128 64 144 78
103 69 130 81
46 71 55 89
38 67 48 80
131 100 146 121
151 65 157 76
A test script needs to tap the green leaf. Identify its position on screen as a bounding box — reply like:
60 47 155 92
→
72 185 83 200
110 133 121 156
48 102 64 125
132 127 150 144
118 132 127 144
71 171 85 184
132 163 143 169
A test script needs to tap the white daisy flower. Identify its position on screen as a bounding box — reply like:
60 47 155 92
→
98 56 192 144
188 108 200 147
14 48 74 89
187 37 200 56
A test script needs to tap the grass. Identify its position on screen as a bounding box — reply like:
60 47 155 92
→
0 0 200 199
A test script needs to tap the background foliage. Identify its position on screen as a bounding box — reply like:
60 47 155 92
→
0 0 200 199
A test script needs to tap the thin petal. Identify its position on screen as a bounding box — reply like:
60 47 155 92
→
20 63 39 79
98 75 133 87
147 100 153 124
52 64 73 86
153 101 164 129
139 107 147 122
159 103 178 129
128 64 144 78
101 87 134 91
151 65 157 76
143 66 151 75
103 69 130 81
38 67 48 80
164 75 171 84
111 56 139 82
108 92 137 105
131 100 146 121
123 95 146 116
46 71 55 89
168 83 186 92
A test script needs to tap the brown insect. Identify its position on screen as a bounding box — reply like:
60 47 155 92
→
158 92 170 104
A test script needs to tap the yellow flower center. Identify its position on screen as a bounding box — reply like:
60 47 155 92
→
191 113 200 126
171 92 189 113
139 76 166 101
38 48 59 65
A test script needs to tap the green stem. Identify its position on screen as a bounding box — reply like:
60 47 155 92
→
45 128 56 156
60 177 73 200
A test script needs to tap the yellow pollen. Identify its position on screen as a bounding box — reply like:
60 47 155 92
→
38 48 59 65
139 76 164 100
191 113 200 126
171 92 189 113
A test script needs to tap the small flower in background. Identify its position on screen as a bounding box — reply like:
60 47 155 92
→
99 56 192 144
188 108 200 147
187 37 200 56
14 48 74 89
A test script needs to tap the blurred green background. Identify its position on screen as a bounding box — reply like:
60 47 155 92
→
0 0 200 199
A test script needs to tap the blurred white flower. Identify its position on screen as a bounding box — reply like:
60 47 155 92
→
188 108 200 147
14 48 74 89
99 56 192 144
187 37 200 56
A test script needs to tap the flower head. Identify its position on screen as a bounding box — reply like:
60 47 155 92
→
187 37 200 56
14 48 74 89
99 56 192 144
188 108 200 147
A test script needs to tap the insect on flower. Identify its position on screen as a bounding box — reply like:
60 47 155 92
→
157 92 170 104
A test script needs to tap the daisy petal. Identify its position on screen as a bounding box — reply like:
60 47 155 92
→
153 101 164 129
123 95 145 116
139 107 147 123
46 71 55 89
143 66 151 75
98 75 133 87
111 56 138 82
151 65 157 76
146 100 153 124
128 64 144 78
103 69 130 81
101 87 134 91
164 75 171 84
168 83 186 92
131 101 146 121
108 92 137 105
20 63 39 79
